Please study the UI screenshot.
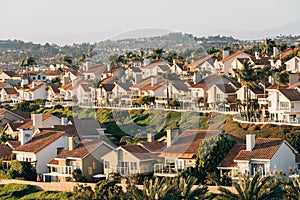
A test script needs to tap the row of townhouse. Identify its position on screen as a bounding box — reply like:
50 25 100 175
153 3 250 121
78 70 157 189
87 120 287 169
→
0 106 298 182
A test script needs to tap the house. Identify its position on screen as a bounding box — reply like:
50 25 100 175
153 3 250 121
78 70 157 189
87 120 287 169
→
111 81 133 104
170 61 185 75
21 71 47 82
46 83 61 102
216 51 249 76
102 135 164 177
83 65 106 80
285 56 300 73
130 76 164 99
218 134 298 179
0 82 13 89
0 108 30 126
140 60 168 79
12 129 71 175
190 74 237 107
101 66 125 80
206 82 241 108
45 138 114 182
0 71 16 82
187 55 217 74
236 85 265 106
154 129 220 177
10 113 61 144
267 88 300 122
17 81 47 101
0 88 19 103
44 70 63 82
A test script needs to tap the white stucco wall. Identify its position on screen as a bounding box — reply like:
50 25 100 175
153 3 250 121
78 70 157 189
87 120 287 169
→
270 142 297 174
36 135 69 174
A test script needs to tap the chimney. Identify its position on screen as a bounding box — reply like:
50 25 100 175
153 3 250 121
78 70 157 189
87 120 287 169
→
32 113 43 132
255 51 260 59
273 47 279 57
151 77 157 86
166 129 172 147
68 136 78 151
222 50 229 59
246 134 255 151
61 117 68 125
19 129 33 145
147 133 154 142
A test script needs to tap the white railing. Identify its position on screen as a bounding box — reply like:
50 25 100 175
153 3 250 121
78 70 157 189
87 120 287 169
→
154 163 180 177
51 165 73 175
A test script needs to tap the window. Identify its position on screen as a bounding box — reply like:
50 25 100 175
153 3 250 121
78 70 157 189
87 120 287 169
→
93 162 96 170
251 163 265 176
268 101 272 107
104 161 110 169
37 75 41 79
280 102 289 111
291 102 295 108
130 162 137 171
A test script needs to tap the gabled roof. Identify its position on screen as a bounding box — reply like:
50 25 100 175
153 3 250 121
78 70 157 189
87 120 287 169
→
102 84 115 92
48 83 60 94
218 143 246 169
1 71 16 77
121 145 157 160
279 88 300 101
5 140 21 149
3 88 18 95
234 138 285 161
157 65 170 72
131 76 162 89
44 70 62 76
13 130 65 154
17 114 57 130
72 117 105 136
138 141 166 153
188 55 216 67
214 84 238 94
277 47 299 59
219 51 248 63
191 74 235 90
142 60 165 70
55 139 107 159
0 108 30 120
159 130 220 159
0 144 13 159
7 120 29 131
84 65 106 74
141 81 166 92
171 80 190 92
116 82 133 91
101 76 118 84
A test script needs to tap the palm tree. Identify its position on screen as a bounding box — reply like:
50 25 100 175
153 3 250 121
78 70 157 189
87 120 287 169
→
149 48 165 60
286 177 300 200
120 133 144 145
140 178 178 200
218 173 284 200
234 61 259 121
170 176 211 200
62 55 73 68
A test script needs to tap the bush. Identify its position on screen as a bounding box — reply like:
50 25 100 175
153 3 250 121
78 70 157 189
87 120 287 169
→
7 161 37 181
71 184 93 200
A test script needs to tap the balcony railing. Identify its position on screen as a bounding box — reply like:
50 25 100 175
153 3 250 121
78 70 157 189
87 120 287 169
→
154 163 181 177
50 165 73 175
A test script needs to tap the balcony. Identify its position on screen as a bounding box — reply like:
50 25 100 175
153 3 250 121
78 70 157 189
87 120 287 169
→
154 163 181 177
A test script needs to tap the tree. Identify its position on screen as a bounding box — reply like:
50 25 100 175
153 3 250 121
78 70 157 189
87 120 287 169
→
72 184 94 200
94 180 124 200
72 168 83 182
120 133 144 145
136 96 155 106
196 134 235 183
218 173 284 200
286 177 300 200
170 176 211 200
149 48 165 60
7 161 37 181
138 177 178 200
284 131 300 152
62 55 73 68
234 61 260 120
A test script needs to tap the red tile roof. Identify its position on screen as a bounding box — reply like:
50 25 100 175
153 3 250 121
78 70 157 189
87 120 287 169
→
122 145 157 160
218 143 246 169
13 130 65 154
142 60 164 69
3 88 18 95
55 139 105 159
159 130 220 159
85 65 106 73
219 51 247 63
234 138 284 161
279 89 300 101
0 144 13 158
139 141 166 153
188 55 215 67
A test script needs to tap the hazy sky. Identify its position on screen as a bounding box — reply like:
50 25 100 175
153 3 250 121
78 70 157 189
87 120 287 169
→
1 0 300 45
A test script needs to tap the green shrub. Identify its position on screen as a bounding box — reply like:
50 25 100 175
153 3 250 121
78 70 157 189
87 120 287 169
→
7 161 37 181
21 191 72 200
0 184 38 199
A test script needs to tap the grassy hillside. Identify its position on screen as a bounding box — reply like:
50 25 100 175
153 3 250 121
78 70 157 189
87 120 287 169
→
223 118 300 140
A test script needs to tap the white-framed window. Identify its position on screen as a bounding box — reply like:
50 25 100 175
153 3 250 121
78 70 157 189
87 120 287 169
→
280 102 289 111
251 163 266 176
130 162 137 171
104 160 110 169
